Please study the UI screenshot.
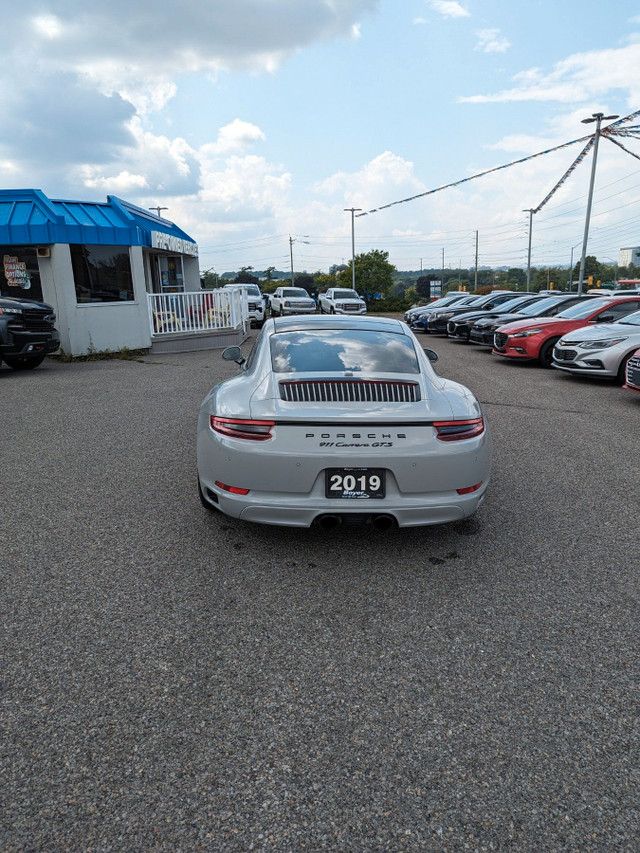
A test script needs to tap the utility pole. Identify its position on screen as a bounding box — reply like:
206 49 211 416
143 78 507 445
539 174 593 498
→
523 208 534 291
577 112 619 294
289 235 295 286
344 208 362 291
442 247 445 294
474 231 478 292
149 206 168 217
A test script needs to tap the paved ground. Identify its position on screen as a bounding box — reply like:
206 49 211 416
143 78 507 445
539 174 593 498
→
1 331 638 852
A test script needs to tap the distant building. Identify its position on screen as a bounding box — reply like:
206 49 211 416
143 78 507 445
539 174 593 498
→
618 247 640 267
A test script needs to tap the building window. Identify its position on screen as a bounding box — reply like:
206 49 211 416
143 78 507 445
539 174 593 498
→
70 244 134 303
1 246 43 301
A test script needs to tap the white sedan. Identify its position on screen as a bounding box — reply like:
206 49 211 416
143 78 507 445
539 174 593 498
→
197 315 491 529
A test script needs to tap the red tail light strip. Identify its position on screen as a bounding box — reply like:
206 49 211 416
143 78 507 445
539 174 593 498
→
434 418 485 442
211 416 274 441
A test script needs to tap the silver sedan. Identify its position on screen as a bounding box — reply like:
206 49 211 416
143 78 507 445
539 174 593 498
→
197 315 492 529
552 310 640 382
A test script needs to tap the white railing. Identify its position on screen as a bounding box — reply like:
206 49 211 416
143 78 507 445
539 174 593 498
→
147 289 245 336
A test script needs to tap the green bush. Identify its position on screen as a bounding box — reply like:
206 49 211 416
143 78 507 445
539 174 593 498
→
365 297 413 313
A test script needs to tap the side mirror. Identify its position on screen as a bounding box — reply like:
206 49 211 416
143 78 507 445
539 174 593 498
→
222 345 245 365
423 347 439 363
595 314 612 323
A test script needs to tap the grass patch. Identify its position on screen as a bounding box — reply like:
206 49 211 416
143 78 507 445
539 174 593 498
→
54 346 149 363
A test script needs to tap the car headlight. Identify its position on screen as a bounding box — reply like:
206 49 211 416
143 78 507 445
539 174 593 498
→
437 312 455 319
0 307 22 315
579 337 628 350
512 328 544 338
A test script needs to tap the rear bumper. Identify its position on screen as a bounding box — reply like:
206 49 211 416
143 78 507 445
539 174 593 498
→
197 417 492 528
199 477 489 528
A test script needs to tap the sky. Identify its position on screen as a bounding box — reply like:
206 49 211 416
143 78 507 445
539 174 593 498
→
3 0 640 276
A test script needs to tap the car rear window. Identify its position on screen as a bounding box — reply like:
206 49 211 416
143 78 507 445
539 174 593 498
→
270 330 421 374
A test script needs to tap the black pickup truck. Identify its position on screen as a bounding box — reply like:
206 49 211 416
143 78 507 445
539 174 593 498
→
0 295 61 370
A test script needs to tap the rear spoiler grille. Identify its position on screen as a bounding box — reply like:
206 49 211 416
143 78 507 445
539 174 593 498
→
280 380 421 403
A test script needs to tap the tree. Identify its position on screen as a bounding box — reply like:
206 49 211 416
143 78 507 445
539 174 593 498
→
234 266 259 284
571 255 602 286
292 272 315 290
507 268 527 290
338 249 395 297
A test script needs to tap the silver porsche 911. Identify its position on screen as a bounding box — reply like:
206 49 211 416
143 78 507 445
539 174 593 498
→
197 315 491 529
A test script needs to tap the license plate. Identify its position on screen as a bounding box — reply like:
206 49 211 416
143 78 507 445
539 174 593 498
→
325 468 385 499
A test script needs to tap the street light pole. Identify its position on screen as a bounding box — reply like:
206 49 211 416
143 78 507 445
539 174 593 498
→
577 112 619 295
568 241 581 290
344 208 362 291
523 208 534 291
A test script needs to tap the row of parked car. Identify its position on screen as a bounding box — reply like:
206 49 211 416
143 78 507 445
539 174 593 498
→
223 284 368 327
405 289 640 396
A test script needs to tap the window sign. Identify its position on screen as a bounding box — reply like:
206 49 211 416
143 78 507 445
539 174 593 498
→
3 255 31 289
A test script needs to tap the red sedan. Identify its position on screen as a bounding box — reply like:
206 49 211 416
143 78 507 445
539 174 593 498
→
492 296 640 367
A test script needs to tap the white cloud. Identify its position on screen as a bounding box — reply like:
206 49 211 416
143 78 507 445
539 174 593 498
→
460 42 640 104
428 1 470 19
205 120 266 156
80 170 149 193
475 29 511 54
314 151 424 210
31 14 65 40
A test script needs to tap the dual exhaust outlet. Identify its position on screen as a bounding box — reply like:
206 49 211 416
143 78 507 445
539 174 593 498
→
315 513 397 532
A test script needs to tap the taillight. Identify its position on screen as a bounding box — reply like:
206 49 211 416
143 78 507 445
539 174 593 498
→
215 481 250 495
434 418 485 441
457 482 483 495
210 416 274 441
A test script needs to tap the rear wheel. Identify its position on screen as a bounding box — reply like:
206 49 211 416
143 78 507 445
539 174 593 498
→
539 338 559 368
2 353 47 370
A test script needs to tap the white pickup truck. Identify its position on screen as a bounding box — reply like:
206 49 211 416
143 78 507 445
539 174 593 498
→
269 286 317 316
318 288 367 315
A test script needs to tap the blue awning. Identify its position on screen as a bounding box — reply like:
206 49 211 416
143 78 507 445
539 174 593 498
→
0 189 197 254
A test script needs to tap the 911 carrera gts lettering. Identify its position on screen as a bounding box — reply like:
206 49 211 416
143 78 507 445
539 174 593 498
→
319 440 393 447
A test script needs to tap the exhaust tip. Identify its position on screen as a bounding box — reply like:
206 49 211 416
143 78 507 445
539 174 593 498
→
316 514 342 531
372 514 397 532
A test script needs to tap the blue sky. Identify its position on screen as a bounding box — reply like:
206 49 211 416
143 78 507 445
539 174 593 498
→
2 0 640 275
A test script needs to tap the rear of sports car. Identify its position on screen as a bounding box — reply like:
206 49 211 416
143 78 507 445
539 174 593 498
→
198 319 491 528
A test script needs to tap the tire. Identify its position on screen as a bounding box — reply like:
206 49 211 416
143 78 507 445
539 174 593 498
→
539 338 559 368
617 352 634 385
2 353 47 370
330 307 335 314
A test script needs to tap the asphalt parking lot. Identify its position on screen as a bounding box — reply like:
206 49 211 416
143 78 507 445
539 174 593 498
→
2 331 638 852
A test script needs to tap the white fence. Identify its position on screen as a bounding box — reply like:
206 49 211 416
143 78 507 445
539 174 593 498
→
147 289 245 336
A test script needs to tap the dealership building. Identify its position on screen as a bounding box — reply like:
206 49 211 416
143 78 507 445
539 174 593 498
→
0 188 244 355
